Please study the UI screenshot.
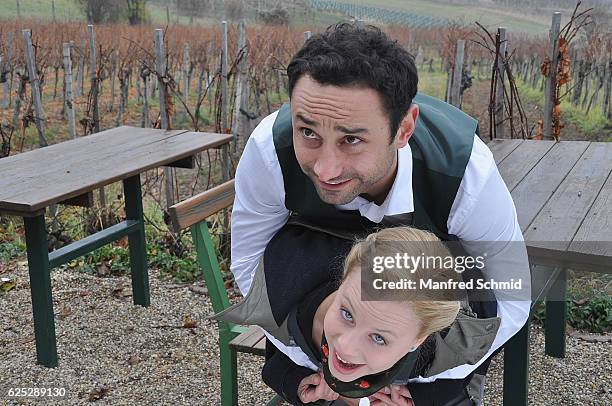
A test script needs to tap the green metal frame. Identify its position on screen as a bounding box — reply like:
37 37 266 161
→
22 174 150 367
190 220 281 406
502 265 567 406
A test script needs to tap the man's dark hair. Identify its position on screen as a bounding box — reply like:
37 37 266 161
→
287 22 418 141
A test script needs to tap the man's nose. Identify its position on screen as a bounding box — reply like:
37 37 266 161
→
313 147 342 181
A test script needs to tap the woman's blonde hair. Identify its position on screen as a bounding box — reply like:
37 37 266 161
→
343 227 460 340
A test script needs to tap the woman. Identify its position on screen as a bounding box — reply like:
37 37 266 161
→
214 222 499 405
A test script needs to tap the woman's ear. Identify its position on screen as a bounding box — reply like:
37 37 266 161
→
394 104 419 149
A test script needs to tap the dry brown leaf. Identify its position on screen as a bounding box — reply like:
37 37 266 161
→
127 355 140 366
88 384 109 402
95 263 109 277
183 315 197 329
188 285 208 295
57 305 73 320
540 58 550 76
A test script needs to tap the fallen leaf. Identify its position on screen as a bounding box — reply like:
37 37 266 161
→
127 355 140 366
183 315 197 329
1 277 15 293
111 285 131 299
96 263 109 277
88 384 109 402
57 305 73 320
188 286 208 295
117 237 128 248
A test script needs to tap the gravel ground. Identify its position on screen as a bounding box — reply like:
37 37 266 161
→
1 266 610 405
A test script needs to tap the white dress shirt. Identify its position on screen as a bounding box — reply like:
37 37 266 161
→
230 109 531 382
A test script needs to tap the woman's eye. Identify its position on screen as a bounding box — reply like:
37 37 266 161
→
371 333 386 346
345 136 361 145
340 308 353 322
301 128 316 139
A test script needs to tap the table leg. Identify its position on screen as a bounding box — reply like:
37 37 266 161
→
23 215 58 367
503 320 530 406
123 174 150 307
545 268 566 358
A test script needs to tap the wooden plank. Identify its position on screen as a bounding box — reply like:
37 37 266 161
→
488 139 523 164
568 168 612 262
253 336 267 354
229 325 266 356
525 142 612 251
510 141 590 231
0 130 232 214
497 140 555 191
169 180 235 232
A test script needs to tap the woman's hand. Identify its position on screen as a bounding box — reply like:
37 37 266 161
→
368 385 414 406
297 371 339 404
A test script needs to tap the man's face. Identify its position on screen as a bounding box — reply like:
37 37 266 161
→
290 75 415 205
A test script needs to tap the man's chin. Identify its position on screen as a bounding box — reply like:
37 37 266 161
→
316 188 356 205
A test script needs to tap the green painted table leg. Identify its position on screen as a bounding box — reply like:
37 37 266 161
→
23 215 58 367
123 174 150 307
545 268 567 358
503 320 530 406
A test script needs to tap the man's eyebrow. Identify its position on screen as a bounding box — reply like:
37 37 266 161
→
334 125 368 135
295 113 367 134
344 294 398 339
295 113 318 126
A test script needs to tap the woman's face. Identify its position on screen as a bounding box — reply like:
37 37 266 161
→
323 269 424 382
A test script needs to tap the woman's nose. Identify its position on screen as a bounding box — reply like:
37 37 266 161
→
336 332 361 359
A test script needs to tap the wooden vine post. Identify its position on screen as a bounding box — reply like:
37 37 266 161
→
232 20 248 155
62 42 76 139
221 20 230 181
543 12 561 140
155 28 175 209
22 30 47 147
449 40 465 108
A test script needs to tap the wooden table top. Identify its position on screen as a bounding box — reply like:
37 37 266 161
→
0 126 232 216
490 139 612 273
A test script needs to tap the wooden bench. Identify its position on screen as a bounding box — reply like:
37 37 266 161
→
169 180 279 406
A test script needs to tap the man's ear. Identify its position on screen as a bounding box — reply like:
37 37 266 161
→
394 104 419 149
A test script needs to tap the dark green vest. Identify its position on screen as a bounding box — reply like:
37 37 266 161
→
272 93 478 240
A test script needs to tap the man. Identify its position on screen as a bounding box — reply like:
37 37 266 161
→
230 22 531 405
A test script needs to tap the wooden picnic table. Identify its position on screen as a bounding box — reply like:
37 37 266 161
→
0 125 232 368
490 139 612 406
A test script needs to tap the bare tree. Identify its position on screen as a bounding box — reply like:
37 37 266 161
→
76 0 124 23
126 0 148 25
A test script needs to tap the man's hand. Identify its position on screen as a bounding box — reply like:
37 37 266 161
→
297 371 339 404
368 385 414 406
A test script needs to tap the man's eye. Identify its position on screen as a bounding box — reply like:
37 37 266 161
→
340 308 353 322
345 136 361 145
301 128 316 138
371 333 386 346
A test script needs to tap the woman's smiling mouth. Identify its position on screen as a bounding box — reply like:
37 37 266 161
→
332 348 365 376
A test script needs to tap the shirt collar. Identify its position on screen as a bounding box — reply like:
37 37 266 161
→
335 144 414 223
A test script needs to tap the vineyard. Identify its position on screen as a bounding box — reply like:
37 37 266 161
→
0 2 611 279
